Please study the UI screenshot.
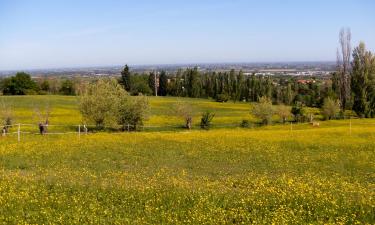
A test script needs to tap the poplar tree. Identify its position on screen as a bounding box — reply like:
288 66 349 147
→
120 65 132 92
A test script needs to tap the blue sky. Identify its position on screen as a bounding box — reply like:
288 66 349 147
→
0 0 374 70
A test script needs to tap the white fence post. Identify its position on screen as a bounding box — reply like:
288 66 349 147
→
17 123 21 142
84 125 87 135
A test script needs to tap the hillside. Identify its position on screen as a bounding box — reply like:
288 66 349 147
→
0 95 374 223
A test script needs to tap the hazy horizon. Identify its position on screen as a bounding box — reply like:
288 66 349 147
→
1 0 374 71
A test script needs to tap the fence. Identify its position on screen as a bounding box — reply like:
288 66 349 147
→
2 120 375 142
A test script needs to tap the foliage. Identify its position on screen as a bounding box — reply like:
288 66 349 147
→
0 69 349 109
200 111 215 130
240 119 250 128
79 79 126 129
0 101 12 132
131 75 152 96
252 96 274 125
351 42 375 118
40 80 50 93
1 72 38 95
291 101 306 122
120 64 132 92
158 71 168 96
277 104 291 123
322 97 340 120
215 93 229 102
148 72 158 96
187 67 201 98
174 101 193 129
59 79 75 95
118 96 149 131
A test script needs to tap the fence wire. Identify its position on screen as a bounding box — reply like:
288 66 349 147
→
1 120 375 142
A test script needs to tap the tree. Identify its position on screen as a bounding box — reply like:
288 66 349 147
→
60 80 75 95
79 79 126 129
200 111 215 130
0 101 12 133
33 103 52 135
131 74 152 96
291 102 306 122
174 101 193 129
148 72 158 96
79 78 150 131
336 28 352 113
351 42 375 118
2 72 37 95
118 96 149 131
158 70 168 96
40 80 50 93
285 83 294 105
120 65 132 92
322 97 340 120
235 70 244 102
187 67 201 98
252 96 274 125
277 104 291 124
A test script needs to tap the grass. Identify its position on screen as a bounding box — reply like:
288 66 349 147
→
0 95 255 127
0 95 374 223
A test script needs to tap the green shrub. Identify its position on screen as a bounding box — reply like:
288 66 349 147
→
200 111 215 130
252 97 274 125
240 119 250 128
216 94 229 102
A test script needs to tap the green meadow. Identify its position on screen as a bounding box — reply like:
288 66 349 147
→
0 95 374 224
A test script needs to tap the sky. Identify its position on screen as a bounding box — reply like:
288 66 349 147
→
0 0 374 70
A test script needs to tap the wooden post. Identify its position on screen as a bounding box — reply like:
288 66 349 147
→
349 118 352 136
78 125 81 139
154 71 158 97
17 124 20 142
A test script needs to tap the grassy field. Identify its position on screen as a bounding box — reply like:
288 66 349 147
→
1 95 323 132
0 95 374 224
0 95 255 127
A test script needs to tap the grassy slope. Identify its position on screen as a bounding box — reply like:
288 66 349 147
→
0 95 254 127
0 95 374 223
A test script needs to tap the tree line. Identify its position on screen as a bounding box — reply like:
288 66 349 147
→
0 72 76 95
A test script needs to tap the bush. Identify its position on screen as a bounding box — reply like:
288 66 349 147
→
252 96 274 125
200 111 215 130
118 96 149 131
79 79 127 129
216 94 229 102
79 79 149 131
322 97 340 120
240 119 250 128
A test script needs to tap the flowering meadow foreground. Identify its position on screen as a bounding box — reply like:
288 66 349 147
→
0 124 374 224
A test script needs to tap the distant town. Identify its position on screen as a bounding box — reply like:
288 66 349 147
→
0 61 335 78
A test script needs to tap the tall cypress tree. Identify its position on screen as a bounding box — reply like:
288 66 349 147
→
158 70 168 96
187 67 201 98
235 70 244 102
120 65 131 92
